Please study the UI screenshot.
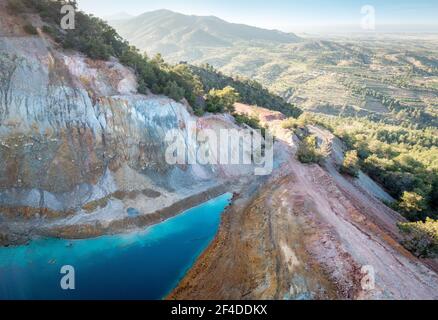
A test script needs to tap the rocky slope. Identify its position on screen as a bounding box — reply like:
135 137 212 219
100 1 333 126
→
1 4 437 300
170 103 438 300
0 8 262 245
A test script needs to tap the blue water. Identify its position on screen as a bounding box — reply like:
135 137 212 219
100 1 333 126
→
0 193 232 300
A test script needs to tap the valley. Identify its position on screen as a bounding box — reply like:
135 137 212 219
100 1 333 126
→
111 11 438 128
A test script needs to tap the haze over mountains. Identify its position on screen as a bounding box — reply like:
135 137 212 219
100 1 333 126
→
103 12 134 21
108 9 438 128
109 9 301 56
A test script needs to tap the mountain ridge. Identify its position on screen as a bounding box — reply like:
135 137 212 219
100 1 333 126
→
103 11 135 21
110 9 301 55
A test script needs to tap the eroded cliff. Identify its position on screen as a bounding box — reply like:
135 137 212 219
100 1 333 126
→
0 9 260 244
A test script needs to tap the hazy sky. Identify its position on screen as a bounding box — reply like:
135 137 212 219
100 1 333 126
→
77 0 438 31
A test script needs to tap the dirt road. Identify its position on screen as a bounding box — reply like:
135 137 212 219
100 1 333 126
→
169 104 438 300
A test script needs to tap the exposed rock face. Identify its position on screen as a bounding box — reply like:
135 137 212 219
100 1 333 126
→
0 28 258 242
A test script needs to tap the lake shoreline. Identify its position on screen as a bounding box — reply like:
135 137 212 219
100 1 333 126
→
0 193 234 299
0 181 243 247
167 175 269 300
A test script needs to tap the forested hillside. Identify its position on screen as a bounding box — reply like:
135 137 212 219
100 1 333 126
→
7 0 298 119
189 64 302 118
303 114 438 222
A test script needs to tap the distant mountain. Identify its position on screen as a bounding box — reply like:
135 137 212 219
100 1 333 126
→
104 12 135 22
110 9 301 57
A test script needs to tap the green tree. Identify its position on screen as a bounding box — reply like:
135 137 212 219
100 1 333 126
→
233 113 266 138
205 86 239 113
398 218 438 258
340 150 360 177
163 81 185 102
297 135 323 164
23 24 38 35
399 191 427 219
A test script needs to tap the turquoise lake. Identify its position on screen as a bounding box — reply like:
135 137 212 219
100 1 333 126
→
0 193 232 300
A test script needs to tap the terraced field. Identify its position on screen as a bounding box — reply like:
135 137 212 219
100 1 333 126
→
141 36 438 127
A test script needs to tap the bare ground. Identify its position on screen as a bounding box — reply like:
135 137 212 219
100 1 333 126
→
169 104 438 300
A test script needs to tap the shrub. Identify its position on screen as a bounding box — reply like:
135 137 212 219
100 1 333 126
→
42 25 55 36
205 86 239 113
398 218 438 258
283 113 315 130
163 80 185 102
6 0 26 14
234 113 266 138
23 24 38 35
193 107 205 117
282 118 299 130
340 150 360 177
398 191 427 219
234 113 259 128
297 135 323 164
